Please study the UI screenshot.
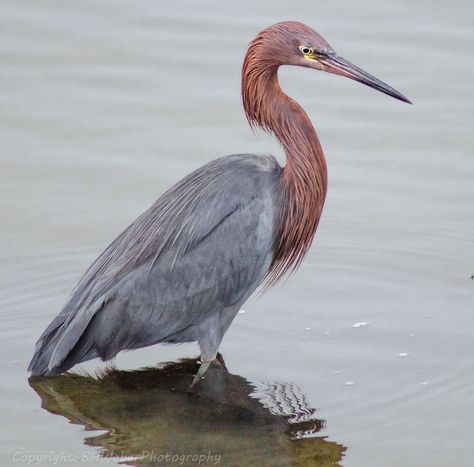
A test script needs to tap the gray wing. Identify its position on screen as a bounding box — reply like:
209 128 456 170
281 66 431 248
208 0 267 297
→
29 154 281 375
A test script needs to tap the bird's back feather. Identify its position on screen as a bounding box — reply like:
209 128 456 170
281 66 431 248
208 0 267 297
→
28 154 281 375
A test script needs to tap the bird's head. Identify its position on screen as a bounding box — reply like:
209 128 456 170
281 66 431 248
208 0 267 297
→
246 21 411 104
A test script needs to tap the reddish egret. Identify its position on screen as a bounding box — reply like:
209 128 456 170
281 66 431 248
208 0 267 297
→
29 22 410 385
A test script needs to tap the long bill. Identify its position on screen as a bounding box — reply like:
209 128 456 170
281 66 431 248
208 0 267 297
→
321 54 412 104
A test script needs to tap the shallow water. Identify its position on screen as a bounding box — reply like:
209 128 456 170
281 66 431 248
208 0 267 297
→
29 360 346 466
1 0 473 466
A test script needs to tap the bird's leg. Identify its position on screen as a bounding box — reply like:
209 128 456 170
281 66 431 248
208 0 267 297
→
190 352 228 389
190 317 229 389
189 359 213 389
216 352 228 372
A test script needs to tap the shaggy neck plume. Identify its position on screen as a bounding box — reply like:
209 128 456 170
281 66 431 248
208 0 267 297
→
242 36 328 283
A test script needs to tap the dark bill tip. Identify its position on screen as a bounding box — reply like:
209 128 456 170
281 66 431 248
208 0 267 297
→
324 54 412 104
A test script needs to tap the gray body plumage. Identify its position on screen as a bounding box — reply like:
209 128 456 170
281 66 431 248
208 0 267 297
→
28 154 282 376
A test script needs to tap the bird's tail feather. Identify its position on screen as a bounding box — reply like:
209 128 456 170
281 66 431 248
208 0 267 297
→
28 332 98 376
28 299 105 376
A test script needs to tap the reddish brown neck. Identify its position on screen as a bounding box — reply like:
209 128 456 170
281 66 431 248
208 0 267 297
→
242 61 328 283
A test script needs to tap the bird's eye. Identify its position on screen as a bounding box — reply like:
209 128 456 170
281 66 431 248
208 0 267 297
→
299 46 313 55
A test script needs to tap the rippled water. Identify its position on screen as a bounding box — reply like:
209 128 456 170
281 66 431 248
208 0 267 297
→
1 1 473 466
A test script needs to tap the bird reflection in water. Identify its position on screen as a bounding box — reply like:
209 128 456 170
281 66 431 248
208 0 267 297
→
29 358 345 466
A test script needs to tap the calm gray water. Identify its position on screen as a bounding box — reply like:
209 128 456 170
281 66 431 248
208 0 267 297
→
1 0 473 466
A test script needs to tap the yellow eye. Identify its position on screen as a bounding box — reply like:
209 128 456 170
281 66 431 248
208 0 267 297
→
299 46 313 55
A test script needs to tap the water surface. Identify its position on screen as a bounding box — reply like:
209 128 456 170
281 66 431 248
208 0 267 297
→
30 359 345 466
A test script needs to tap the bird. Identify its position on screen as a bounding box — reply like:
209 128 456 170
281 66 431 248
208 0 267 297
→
28 21 410 385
